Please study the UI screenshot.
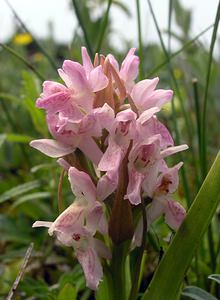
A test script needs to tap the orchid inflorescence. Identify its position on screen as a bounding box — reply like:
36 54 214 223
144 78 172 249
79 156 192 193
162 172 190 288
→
30 47 187 290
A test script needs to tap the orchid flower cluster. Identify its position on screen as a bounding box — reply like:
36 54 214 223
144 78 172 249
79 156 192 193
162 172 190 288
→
30 47 187 290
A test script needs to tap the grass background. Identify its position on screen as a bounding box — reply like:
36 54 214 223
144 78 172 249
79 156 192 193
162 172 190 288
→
1 0 220 299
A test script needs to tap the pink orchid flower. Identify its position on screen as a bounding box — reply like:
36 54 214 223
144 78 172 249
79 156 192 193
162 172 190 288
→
133 162 186 247
130 77 173 114
37 47 108 114
126 129 188 206
30 103 115 165
107 47 139 93
30 47 113 165
33 167 110 290
97 107 159 199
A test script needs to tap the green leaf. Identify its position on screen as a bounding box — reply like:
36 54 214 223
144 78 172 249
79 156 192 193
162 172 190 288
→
173 0 191 36
30 163 57 173
21 71 48 137
10 192 51 209
182 286 218 300
0 180 41 203
95 272 114 300
0 134 6 147
58 265 86 292
208 274 220 285
0 215 31 244
141 151 220 300
57 283 77 300
6 133 33 143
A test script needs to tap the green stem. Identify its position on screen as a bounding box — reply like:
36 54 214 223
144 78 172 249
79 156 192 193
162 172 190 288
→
0 43 45 81
192 78 203 184
147 24 213 77
200 0 220 279
0 98 31 166
147 0 192 206
5 0 58 71
136 0 144 79
96 0 112 53
208 223 216 273
129 203 147 300
147 0 192 144
168 0 173 53
72 0 94 58
201 0 220 179
110 243 128 300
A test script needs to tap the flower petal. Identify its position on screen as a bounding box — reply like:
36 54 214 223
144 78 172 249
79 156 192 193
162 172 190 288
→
30 139 74 157
79 137 103 165
36 91 70 113
160 144 188 159
156 162 183 194
97 171 118 200
41 80 67 96
94 239 111 259
120 48 139 83
137 107 160 125
131 77 159 111
77 247 103 290
57 158 71 171
139 117 174 149
147 199 165 226
49 203 85 235
59 60 88 90
98 138 123 172
86 202 104 235
125 168 145 205
89 65 109 92
81 47 93 75
68 167 97 203
107 54 119 72
164 200 186 230
32 221 53 228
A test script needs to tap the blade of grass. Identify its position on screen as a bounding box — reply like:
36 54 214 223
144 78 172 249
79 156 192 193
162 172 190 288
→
147 0 191 205
72 0 94 58
168 0 173 53
0 94 31 165
96 0 113 53
147 0 192 144
166 1 193 210
147 24 213 76
192 78 202 183
0 180 41 203
0 43 45 81
201 0 220 179
129 202 147 300
5 0 58 72
142 150 220 300
136 0 144 79
200 0 220 274
6 243 34 300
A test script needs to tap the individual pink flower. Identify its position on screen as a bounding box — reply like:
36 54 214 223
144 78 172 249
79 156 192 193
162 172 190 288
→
133 162 186 247
37 48 108 114
125 127 188 206
33 167 110 289
130 77 173 114
107 47 139 93
30 103 115 165
97 107 159 198
30 47 113 165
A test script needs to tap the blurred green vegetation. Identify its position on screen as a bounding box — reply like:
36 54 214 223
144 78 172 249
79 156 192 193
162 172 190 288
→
1 0 220 299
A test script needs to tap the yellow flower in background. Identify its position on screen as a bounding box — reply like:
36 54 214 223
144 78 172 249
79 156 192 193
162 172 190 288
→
173 68 183 80
13 33 33 46
162 95 182 115
32 52 44 62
